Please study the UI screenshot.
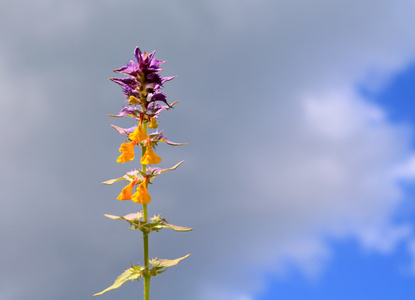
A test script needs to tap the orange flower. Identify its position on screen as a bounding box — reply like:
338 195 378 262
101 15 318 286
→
117 179 137 200
129 121 147 142
131 180 151 204
116 141 136 163
140 140 161 165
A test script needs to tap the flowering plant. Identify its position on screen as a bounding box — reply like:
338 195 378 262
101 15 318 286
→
94 46 191 300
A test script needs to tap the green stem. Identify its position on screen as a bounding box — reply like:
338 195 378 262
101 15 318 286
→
142 122 150 300
143 204 150 300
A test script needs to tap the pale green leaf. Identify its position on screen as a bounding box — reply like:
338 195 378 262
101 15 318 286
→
149 215 193 232
103 214 123 220
93 267 142 296
150 254 191 268
104 212 143 223
102 177 124 185
147 161 185 182
159 161 184 174
123 212 143 222
165 223 193 232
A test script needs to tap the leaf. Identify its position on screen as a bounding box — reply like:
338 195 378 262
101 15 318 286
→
104 212 143 224
164 223 193 232
146 161 185 182
123 212 143 222
93 267 142 296
110 124 128 133
158 161 184 174
104 212 192 233
169 100 180 107
160 138 188 146
150 216 193 232
102 177 124 185
148 215 193 233
150 254 191 268
148 131 187 146
103 214 123 220
105 162 183 186
102 173 141 185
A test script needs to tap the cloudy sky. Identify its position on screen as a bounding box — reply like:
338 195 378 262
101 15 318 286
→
2 0 415 299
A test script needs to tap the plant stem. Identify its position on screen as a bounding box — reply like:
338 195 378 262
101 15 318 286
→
142 123 150 300
143 203 150 300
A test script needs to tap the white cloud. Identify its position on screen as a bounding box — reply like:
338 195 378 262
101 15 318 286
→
303 92 386 140
197 285 255 300
393 155 415 180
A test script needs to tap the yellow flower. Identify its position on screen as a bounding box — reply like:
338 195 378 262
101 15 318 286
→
131 181 151 204
148 117 158 129
140 140 161 165
128 95 139 104
117 179 137 201
116 141 136 163
129 121 148 142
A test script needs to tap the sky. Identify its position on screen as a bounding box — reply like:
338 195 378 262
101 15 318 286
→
2 0 415 299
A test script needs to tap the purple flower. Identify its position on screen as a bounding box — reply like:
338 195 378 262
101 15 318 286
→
110 46 175 107
108 106 140 118
114 47 165 78
148 130 187 146
150 92 168 105
109 77 139 98
111 125 136 135
147 102 169 117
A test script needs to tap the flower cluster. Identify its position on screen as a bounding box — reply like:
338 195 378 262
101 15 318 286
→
110 46 177 203
95 46 191 298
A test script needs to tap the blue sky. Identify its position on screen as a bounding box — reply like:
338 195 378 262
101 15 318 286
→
258 240 415 299
370 64 415 129
2 1 415 300
256 64 415 300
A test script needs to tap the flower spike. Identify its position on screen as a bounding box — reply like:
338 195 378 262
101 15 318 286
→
98 46 190 299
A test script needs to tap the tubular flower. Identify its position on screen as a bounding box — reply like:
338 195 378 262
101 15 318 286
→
129 121 147 142
117 141 136 163
140 140 161 165
131 180 151 204
117 179 137 201
148 117 158 129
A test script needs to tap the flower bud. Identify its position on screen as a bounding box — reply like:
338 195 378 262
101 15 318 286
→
148 117 158 129
128 95 139 104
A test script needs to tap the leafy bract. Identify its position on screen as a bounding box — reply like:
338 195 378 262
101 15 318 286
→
93 266 143 296
149 254 191 276
103 161 184 186
104 212 193 233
